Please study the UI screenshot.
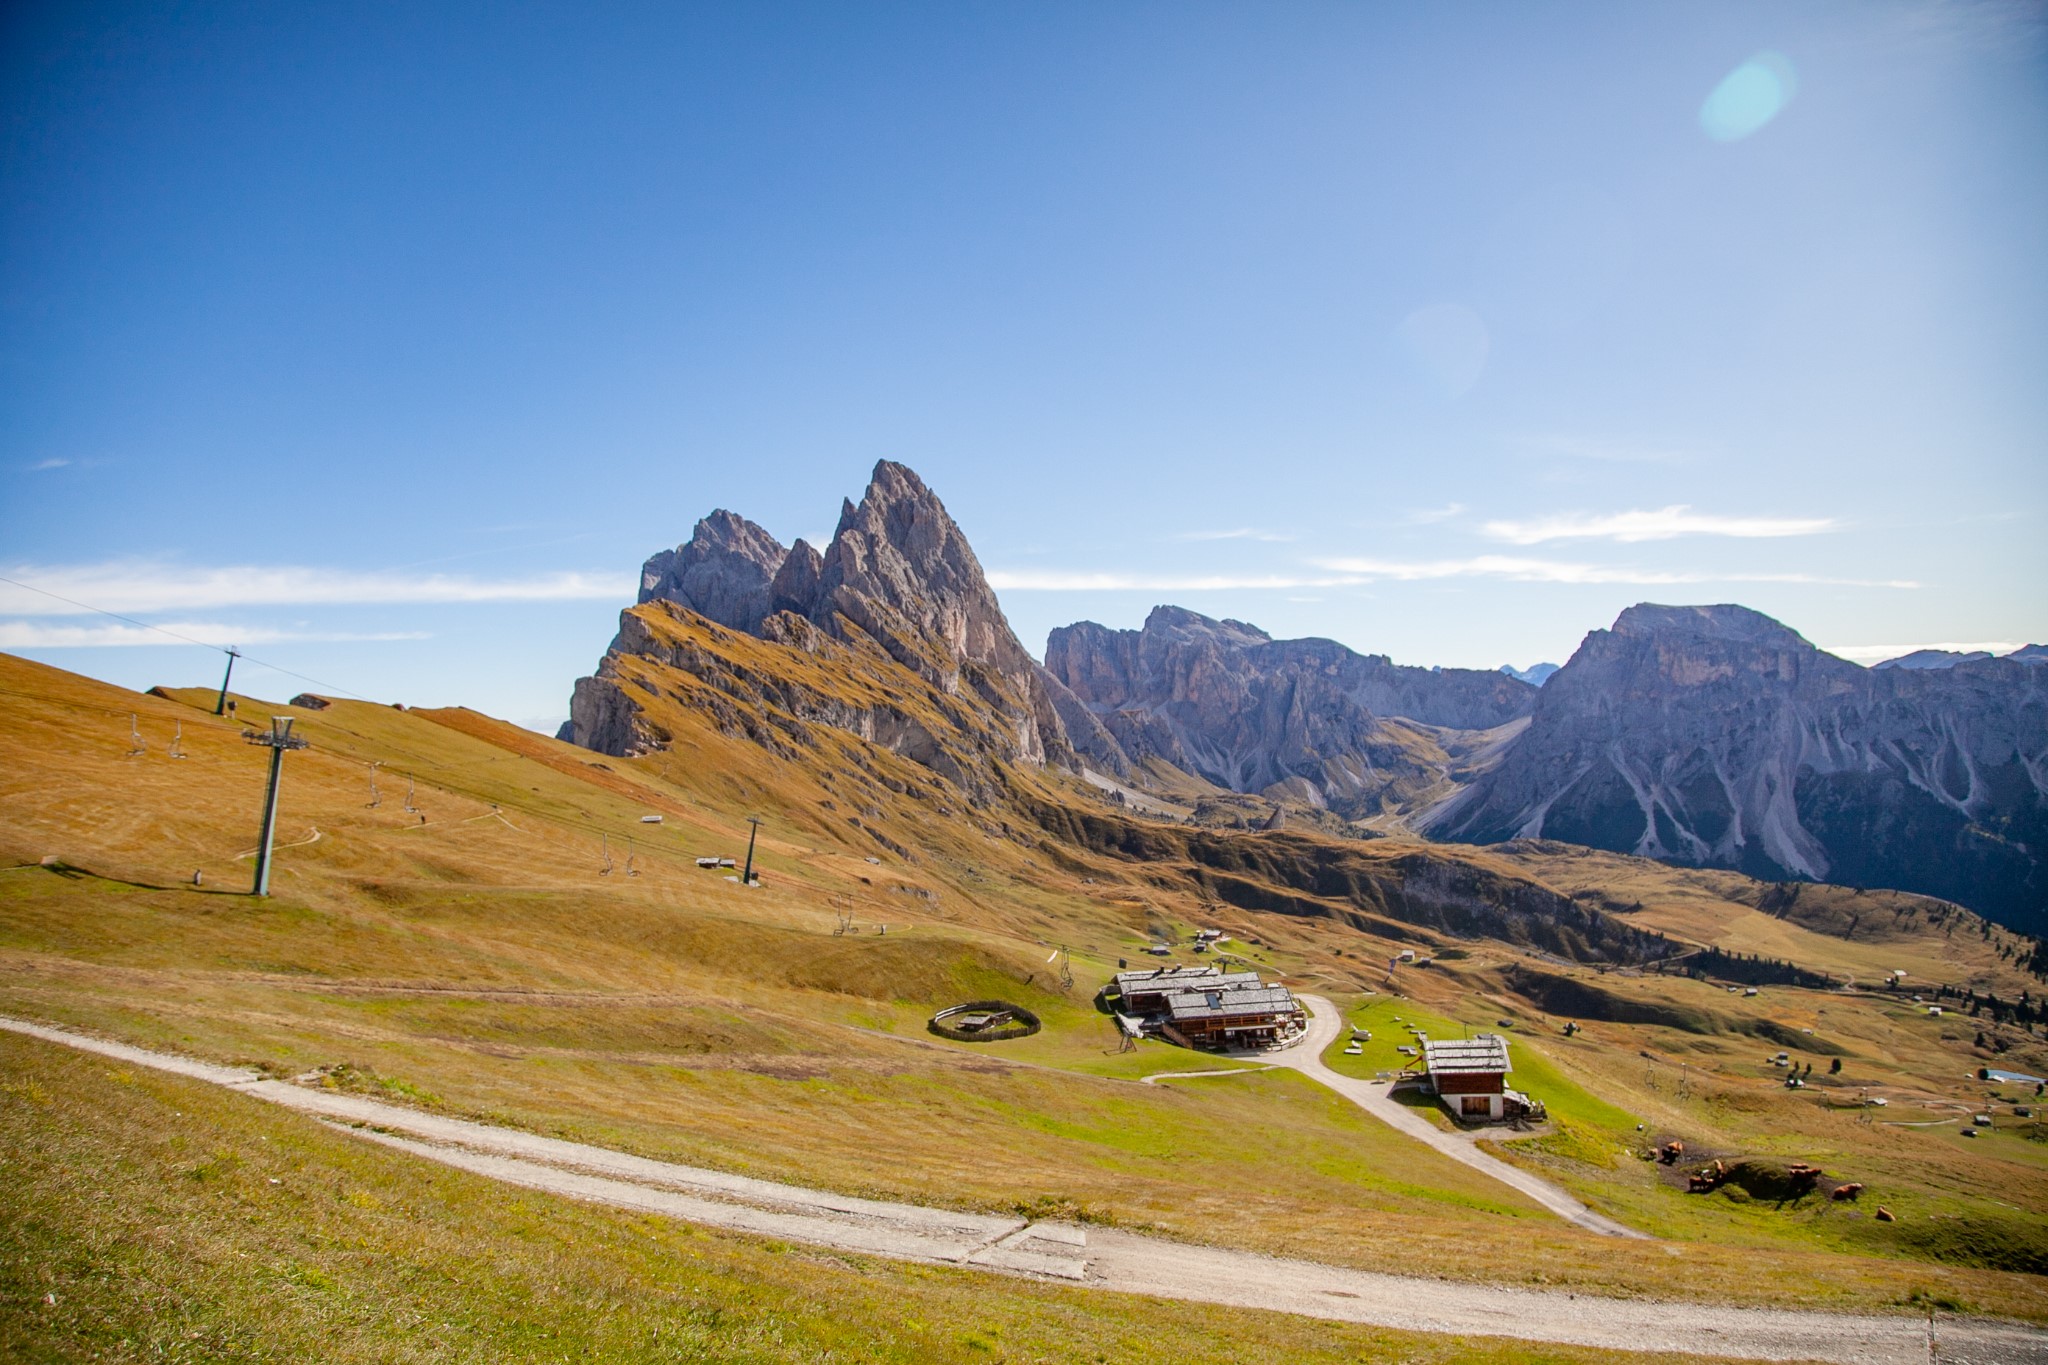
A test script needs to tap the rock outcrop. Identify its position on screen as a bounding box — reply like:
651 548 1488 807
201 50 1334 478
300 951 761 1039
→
636 509 788 634
1420 604 2048 933
1045 606 1536 816
566 462 1073 794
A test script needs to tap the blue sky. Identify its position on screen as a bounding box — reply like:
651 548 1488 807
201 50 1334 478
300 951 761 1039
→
3 1 2044 730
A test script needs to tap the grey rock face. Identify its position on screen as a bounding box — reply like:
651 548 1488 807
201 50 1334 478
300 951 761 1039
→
1044 605 1536 814
1421 603 2048 933
638 509 789 634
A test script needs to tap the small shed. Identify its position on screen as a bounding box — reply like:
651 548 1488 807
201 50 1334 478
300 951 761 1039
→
1419 1035 1539 1123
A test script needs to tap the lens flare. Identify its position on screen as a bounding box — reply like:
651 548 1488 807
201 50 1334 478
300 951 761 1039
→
1395 302 1490 398
1700 51 1798 142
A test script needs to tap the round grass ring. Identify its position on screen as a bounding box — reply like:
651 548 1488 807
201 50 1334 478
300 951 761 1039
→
928 1000 1041 1043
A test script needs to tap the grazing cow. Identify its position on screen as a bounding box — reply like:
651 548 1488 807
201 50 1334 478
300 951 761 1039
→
1830 1183 1865 1201
1658 1140 1686 1165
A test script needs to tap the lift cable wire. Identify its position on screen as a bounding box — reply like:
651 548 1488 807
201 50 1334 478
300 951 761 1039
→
0 573 368 700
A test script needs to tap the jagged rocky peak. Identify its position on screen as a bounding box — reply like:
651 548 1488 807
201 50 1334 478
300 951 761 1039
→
639 509 789 634
817 462 1030 679
574 460 1074 773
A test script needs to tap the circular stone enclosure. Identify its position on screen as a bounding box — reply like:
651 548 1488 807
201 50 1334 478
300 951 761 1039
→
928 1000 1042 1043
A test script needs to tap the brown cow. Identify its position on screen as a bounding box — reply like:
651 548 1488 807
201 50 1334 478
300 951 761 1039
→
1830 1183 1865 1201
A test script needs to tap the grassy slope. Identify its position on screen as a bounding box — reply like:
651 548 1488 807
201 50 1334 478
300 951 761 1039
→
3 1032 1729 1365
1 649 2045 1326
1498 842 2033 991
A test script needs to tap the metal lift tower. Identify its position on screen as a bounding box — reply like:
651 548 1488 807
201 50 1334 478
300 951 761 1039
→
244 716 309 896
741 815 763 886
215 648 242 716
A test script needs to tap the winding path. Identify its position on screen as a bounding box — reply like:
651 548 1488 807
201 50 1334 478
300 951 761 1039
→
4 1014 2043 1364
1265 995 1644 1238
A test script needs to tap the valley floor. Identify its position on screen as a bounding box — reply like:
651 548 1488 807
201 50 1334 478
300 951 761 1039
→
8 1013 2044 1365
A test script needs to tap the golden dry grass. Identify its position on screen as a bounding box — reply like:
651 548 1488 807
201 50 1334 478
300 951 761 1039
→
2 647 2045 1327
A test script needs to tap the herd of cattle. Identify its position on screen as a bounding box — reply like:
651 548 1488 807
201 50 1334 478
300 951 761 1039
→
1651 1139 1867 1205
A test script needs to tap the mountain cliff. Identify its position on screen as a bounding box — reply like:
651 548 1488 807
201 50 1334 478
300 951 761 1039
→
565 461 1074 797
1044 606 1536 817
1419 604 2048 933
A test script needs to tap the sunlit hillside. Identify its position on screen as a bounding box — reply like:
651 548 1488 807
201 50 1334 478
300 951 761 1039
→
3 645 2045 1349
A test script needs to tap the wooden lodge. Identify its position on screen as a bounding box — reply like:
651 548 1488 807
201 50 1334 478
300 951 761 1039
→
1112 966 1261 1015
1160 984 1306 1049
1108 965 1306 1051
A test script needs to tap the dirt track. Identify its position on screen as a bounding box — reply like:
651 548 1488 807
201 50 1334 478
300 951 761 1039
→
6 1014 2043 1364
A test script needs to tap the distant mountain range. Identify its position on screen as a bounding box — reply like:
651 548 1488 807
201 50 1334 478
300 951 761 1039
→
1044 608 1532 815
1500 662 1560 687
563 462 2046 934
1419 605 2047 935
1874 645 2045 671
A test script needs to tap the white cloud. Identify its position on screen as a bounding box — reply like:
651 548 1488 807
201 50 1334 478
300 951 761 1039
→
1481 506 1837 545
1170 528 1294 543
25 458 71 472
1312 554 1914 588
0 561 634 616
1823 641 2025 663
1403 503 1466 525
0 620 430 649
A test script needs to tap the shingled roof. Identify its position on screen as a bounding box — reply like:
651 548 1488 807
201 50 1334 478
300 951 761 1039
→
1114 967 1259 994
1163 985 1300 1022
1420 1035 1512 1075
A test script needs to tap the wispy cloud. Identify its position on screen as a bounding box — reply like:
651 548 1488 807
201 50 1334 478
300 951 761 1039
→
993 559 1916 592
24 458 71 472
1518 435 1690 465
1169 528 1294 543
988 571 1364 592
1312 554 1914 588
0 562 634 616
1403 503 1466 525
1481 506 1837 545
0 620 430 649
1823 641 2026 664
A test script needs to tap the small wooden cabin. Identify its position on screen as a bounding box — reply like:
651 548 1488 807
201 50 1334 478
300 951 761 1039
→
1418 1035 1540 1123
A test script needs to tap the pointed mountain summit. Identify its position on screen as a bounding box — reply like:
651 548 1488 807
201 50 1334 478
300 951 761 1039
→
565 461 1073 796
637 509 789 634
